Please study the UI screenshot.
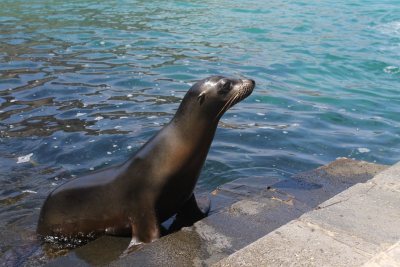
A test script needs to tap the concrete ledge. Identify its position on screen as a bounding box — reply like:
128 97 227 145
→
363 241 400 267
214 160 400 267
214 220 371 267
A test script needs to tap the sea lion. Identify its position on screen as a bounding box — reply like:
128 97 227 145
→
37 75 255 246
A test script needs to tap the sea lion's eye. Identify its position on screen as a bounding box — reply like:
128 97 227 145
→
219 80 231 94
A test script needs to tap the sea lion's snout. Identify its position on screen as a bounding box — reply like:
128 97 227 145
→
240 79 256 92
243 79 256 91
242 79 255 87
250 79 256 87
234 78 255 101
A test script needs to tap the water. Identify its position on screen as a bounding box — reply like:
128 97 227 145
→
1 0 399 263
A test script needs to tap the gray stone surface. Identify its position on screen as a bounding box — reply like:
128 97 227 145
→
363 241 400 267
214 160 400 267
370 161 400 192
43 158 390 266
213 220 372 267
301 181 400 246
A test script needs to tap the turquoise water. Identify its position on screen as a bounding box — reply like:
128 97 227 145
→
1 0 400 263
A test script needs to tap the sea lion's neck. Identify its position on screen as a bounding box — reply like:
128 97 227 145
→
170 108 219 143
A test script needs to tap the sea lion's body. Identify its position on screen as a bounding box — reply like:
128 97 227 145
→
37 76 255 245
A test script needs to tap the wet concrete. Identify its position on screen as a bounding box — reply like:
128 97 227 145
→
42 158 387 266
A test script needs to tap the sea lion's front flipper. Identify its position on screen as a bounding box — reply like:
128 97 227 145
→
130 199 160 244
169 194 211 232
124 207 160 253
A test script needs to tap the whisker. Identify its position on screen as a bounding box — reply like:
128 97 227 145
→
215 97 234 119
229 94 240 108
225 97 237 115
215 94 238 120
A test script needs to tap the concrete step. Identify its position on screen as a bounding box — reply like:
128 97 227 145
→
363 241 400 267
214 161 400 267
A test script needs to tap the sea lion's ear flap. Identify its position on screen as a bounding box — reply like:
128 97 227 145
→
197 92 206 105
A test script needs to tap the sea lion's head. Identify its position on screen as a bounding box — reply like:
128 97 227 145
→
179 76 255 121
